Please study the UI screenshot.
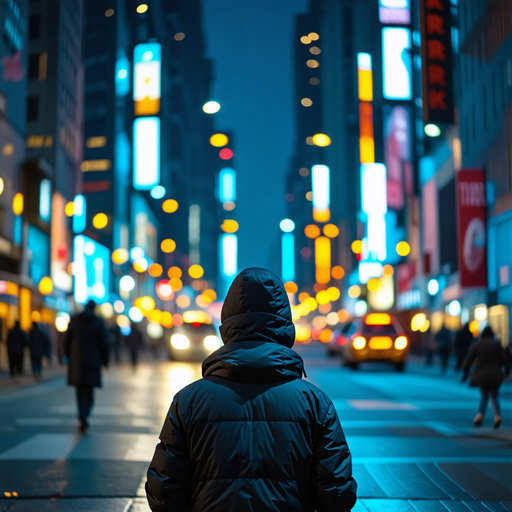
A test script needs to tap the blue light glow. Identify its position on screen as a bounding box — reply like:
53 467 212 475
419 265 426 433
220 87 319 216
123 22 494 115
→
129 307 143 322
133 117 160 190
382 27 412 100
28 225 49 284
219 168 236 203
220 234 237 278
39 179 51 222
280 219 295 233
133 42 161 114
312 165 330 209
115 48 130 97
427 279 439 296
73 195 86 234
281 233 295 283
150 185 166 199
130 247 144 261
73 235 110 304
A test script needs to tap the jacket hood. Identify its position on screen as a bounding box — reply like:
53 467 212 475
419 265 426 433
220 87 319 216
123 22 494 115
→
77 309 98 323
219 267 296 348
202 341 305 382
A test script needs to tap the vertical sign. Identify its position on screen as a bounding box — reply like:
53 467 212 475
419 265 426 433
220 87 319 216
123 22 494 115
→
133 43 161 116
419 0 454 123
456 169 486 287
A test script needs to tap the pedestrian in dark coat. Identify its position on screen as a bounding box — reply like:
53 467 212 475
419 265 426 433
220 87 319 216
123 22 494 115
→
435 324 451 373
462 325 510 429
125 322 144 369
28 321 51 378
146 267 357 512
6 320 27 377
454 323 474 370
107 322 122 363
65 300 109 431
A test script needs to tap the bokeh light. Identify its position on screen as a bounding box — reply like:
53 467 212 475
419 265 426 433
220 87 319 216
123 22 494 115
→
305 224 320 238
162 199 178 213
161 239 176 253
188 264 204 279
323 224 339 238
92 213 108 229
219 148 233 160
351 240 363 254
203 101 220 114
332 266 345 279
396 241 411 257
210 133 228 147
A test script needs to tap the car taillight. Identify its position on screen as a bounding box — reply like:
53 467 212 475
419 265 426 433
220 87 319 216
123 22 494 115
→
352 335 366 350
394 336 408 350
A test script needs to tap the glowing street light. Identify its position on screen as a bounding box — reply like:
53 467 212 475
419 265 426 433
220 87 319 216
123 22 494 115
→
203 101 220 114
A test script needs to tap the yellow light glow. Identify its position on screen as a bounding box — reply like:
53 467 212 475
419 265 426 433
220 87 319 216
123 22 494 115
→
81 160 111 171
203 101 220 114
310 46 321 55
315 236 331 284
316 290 330 305
319 304 331 315
148 263 163 277
396 241 411 257
136 4 148 13
176 295 190 308
174 32 185 41
133 258 148 273
65 201 74 216
304 297 318 312
92 213 108 229
306 59 320 68
38 276 53 295
203 289 217 302
183 310 212 324
308 32 319 40
359 136 375 163
170 278 183 291
411 313 426 332
332 266 345 280
168 266 182 279
420 320 430 333
301 98 313 107
196 295 209 308
353 336 366 350
210 133 229 147
171 333 189 350
338 309 350 323
306 137 314 145
86 136 107 148
319 328 332 343
358 69 373 102
351 240 363 254
323 224 339 238
112 248 129 264
298 292 309 302
13 193 23 215
0 178 3 195
365 313 391 325
313 133 331 147
189 265 204 279
295 325 311 342
367 278 381 292
469 320 480 336
474 305 487 321
31 311 41 323
140 296 155 311
313 207 330 223
148 309 162 323
162 199 178 213
370 336 393 349
117 315 130 327
105 9 114 17
284 282 298 294
348 285 361 298
3 143 14 155
327 287 340 301
161 239 176 253
300 36 311 44
161 311 173 327
383 264 394 276
394 336 408 350
305 224 320 239
221 219 239 233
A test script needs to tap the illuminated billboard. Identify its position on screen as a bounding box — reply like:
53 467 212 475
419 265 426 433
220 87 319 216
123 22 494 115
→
73 235 110 304
311 165 330 223
281 233 295 283
220 234 237 278
219 168 236 202
133 42 161 115
133 117 160 190
382 28 412 100
379 0 410 24
73 195 86 234
357 53 372 102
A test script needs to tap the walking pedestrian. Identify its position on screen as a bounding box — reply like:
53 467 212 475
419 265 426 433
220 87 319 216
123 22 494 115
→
6 320 27 377
435 323 451 373
64 300 109 432
107 321 122 363
454 322 474 371
28 321 51 379
146 267 357 512
422 325 436 366
462 325 510 429
125 322 144 369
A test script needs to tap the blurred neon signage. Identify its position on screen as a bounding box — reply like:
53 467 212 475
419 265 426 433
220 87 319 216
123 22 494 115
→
133 42 161 115
73 195 86 234
220 234 237 278
315 236 331 284
133 117 160 190
379 0 410 24
73 235 110 304
282 233 295 283
219 168 236 202
361 163 387 261
39 179 51 222
382 28 412 100
116 48 130 97
359 103 374 164
312 165 330 223
357 53 372 102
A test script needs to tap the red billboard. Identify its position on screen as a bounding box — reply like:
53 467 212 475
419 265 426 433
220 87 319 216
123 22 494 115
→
456 169 487 288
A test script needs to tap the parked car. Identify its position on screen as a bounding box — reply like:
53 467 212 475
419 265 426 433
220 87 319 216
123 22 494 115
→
326 321 354 357
169 316 221 362
341 313 408 371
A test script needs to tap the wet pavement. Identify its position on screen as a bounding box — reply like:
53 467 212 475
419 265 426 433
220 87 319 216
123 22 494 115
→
0 344 511 511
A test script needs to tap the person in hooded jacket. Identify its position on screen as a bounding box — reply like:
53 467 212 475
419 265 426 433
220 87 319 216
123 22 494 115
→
28 321 51 378
6 320 27 377
146 267 357 512
65 299 109 431
462 325 510 429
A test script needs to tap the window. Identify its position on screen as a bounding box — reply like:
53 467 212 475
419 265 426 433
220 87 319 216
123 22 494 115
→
28 53 39 79
29 14 40 40
27 95 39 121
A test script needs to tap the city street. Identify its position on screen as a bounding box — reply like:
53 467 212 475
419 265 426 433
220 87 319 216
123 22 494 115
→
0 344 511 512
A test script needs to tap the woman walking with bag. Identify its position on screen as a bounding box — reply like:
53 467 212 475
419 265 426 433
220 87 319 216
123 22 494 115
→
462 325 510 429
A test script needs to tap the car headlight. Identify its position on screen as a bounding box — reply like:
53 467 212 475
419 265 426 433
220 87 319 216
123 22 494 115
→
204 335 221 351
170 334 190 350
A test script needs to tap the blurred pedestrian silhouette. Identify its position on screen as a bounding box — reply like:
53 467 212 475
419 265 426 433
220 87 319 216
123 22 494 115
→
462 325 510 429
454 322 474 371
435 324 451 373
6 320 27 378
146 268 357 511
28 321 51 379
422 325 436 366
107 321 122 363
125 322 144 369
65 299 109 432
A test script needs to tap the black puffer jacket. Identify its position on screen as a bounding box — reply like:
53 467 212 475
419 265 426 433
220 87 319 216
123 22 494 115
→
146 267 357 512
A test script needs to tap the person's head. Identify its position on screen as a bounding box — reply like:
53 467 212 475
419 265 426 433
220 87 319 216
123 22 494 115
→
85 299 96 311
14 319 20 328
481 325 494 339
220 267 295 347
32 321 39 329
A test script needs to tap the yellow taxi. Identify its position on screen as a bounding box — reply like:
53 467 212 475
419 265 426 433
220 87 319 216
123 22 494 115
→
341 313 408 371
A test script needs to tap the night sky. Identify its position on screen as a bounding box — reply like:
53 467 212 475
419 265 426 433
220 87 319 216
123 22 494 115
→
202 0 307 275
